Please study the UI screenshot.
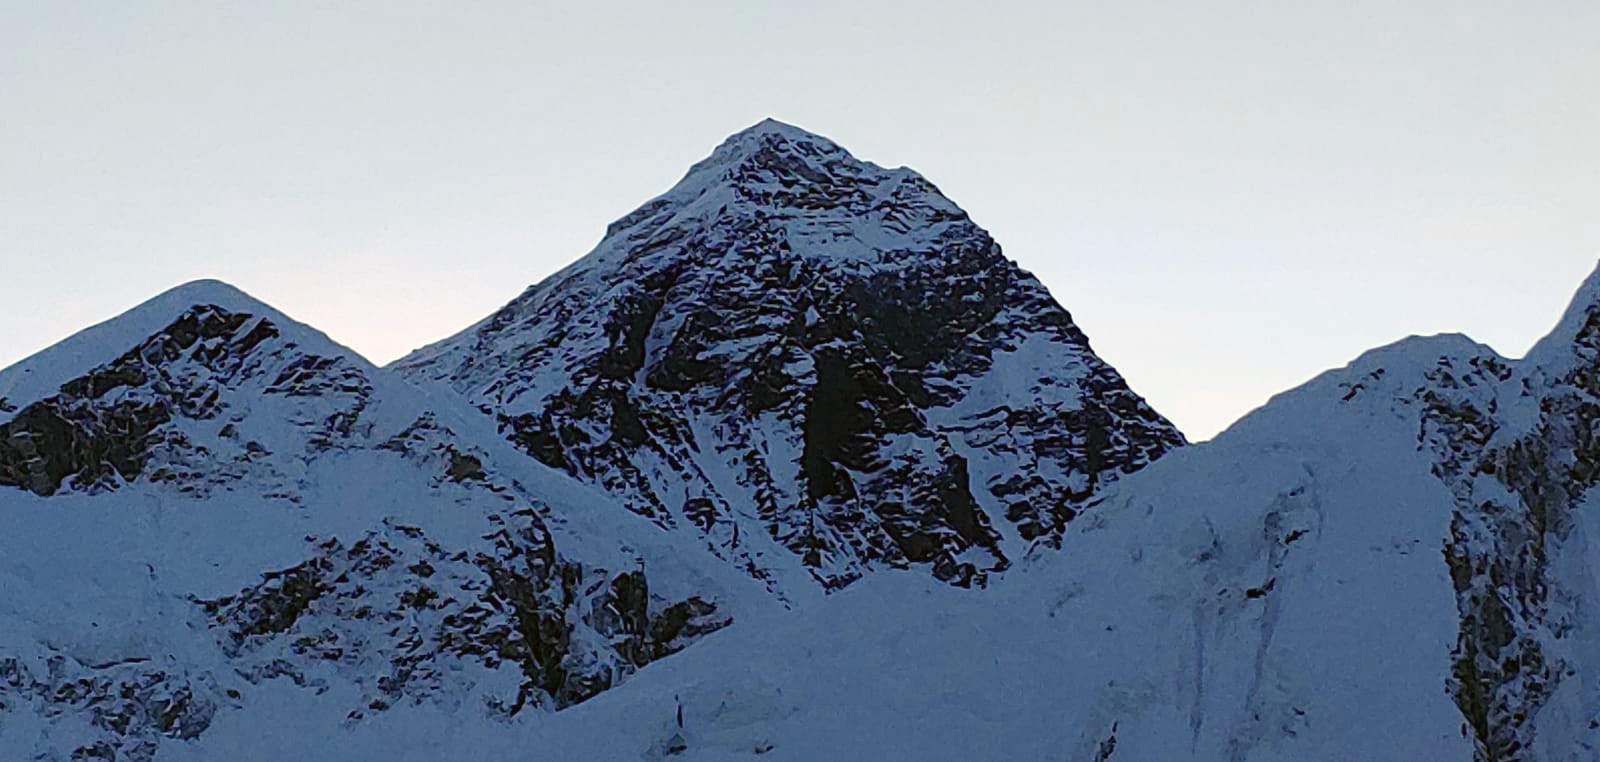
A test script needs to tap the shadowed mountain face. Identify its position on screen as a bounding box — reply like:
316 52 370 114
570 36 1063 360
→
395 119 1186 593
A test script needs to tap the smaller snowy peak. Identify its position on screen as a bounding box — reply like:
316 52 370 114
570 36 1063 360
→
0 303 363 497
1332 333 1506 387
1223 262 1600 451
1220 332 1509 447
0 281 756 758
0 279 420 499
1252 332 1501 403
0 279 365 419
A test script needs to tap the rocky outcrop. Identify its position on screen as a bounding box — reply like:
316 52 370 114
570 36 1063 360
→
205 517 728 719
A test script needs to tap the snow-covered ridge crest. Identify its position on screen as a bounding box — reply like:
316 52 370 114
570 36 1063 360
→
0 279 365 425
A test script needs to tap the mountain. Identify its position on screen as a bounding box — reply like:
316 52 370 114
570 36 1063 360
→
394 119 1185 595
0 281 757 761
5 117 1599 762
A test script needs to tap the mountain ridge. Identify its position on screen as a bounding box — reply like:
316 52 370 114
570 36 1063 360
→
4 119 1600 761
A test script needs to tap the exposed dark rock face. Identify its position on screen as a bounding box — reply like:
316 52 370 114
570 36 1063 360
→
1408 354 1539 761
396 120 1185 592
1438 310 1600 762
204 517 728 719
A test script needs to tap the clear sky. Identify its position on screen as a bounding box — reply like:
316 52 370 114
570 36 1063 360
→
3 2 1597 440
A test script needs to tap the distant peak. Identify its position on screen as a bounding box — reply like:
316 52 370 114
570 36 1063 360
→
1347 332 1503 371
0 278 292 411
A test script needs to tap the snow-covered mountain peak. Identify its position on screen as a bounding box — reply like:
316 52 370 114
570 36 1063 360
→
396 122 1185 594
1255 331 1499 403
1214 331 1508 456
0 279 362 424
11 125 1600 759
48 278 337 357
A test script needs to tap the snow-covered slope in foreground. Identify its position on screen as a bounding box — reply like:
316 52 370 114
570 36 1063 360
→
0 281 765 761
140 402 1477 762
83 264 1600 762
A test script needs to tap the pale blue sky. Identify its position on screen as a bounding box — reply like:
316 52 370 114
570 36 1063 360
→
3 2 1597 439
